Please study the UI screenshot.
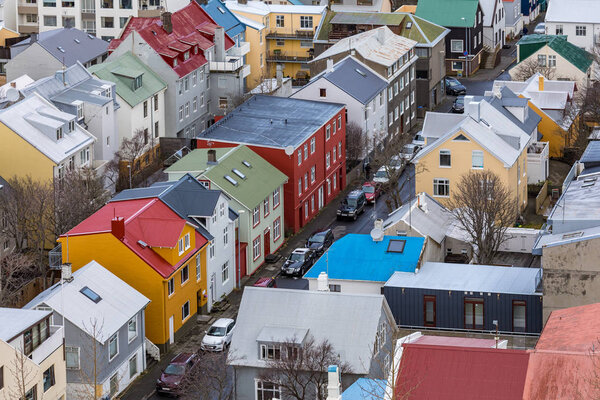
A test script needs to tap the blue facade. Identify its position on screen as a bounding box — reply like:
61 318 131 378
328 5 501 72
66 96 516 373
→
521 0 537 17
383 286 543 334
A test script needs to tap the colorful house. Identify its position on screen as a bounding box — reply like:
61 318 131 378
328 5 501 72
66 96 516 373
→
59 197 209 351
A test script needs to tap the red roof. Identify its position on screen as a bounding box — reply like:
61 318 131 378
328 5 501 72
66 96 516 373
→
109 1 234 78
395 344 530 400
64 198 207 279
535 302 600 352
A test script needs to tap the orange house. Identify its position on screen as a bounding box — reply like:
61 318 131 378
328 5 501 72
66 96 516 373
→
59 198 208 351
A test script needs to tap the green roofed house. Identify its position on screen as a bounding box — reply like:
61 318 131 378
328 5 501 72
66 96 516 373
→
510 34 594 87
89 51 167 150
166 146 287 275
415 0 485 77
313 11 449 110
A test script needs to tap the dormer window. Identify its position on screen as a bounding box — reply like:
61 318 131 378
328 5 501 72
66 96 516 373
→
260 344 282 360
56 127 63 140
76 103 84 120
173 58 178 67
193 46 198 54
133 75 143 90
69 120 75 132
184 51 190 61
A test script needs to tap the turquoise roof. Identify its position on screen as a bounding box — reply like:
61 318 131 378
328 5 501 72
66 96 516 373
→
416 0 479 27
304 234 425 282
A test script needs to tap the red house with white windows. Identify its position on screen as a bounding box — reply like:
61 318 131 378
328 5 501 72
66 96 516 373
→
195 95 347 233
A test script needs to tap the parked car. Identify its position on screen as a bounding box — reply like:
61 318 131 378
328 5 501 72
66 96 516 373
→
445 77 466 96
412 131 425 147
337 190 367 220
451 96 465 113
306 229 334 254
200 318 236 351
156 353 199 396
253 277 277 288
534 22 546 34
362 181 382 204
373 166 390 184
400 143 421 160
281 248 316 277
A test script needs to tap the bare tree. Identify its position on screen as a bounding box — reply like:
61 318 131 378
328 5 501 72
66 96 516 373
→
5 347 38 400
446 170 516 264
178 350 238 400
259 335 352 400
0 251 39 307
346 122 367 162
510 58 558 81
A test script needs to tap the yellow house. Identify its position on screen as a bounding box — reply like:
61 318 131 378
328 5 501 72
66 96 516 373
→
0 27 20 85
414 103 530 213
227 0 325 89
0 308 67 400
59 197 208 351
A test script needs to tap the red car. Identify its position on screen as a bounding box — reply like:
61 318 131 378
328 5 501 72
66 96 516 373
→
253 277 277 288
362 181 381 204
156 353 198 396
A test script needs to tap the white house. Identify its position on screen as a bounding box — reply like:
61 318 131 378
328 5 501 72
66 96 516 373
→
481 0 506 49
544 0 600 52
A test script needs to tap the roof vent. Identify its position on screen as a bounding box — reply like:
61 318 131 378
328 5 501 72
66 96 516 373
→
74 38 80 43
582 181 596 188
87 34 94 39
406 21 413 29
218 6 226 13
224 175 238 186
57 46 65 53
232 168 246 179
138 240 148 248
355 68 366 77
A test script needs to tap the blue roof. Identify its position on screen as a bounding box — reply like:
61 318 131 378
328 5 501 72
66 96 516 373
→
580 141 600 165
304 234 425 282
199 0 246 39
342 378 386 400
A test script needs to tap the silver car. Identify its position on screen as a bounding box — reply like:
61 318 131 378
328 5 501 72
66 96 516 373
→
200 318 235 351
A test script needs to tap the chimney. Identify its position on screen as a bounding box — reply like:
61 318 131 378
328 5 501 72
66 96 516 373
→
111 217 125 240
161 12 173 34
326 58 334 72
419 193 428 213
276 64 283 88
10 81 16 88
377 27 385 44
327 365 342 400
207 149 217 164
61 263 73 283
238 0 248 5
464 96 481 121
371 218 384 242
538 75 544 91
30 33 38 43
317 272 330 291
214 26 226 62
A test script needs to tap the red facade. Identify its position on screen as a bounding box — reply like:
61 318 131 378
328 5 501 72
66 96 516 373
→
196 110 347 233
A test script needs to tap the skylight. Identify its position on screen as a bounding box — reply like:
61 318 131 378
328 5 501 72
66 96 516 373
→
74 38 80 43
355 68 367 77
218 6 226 13
242 160 252 168
386 239 406 253
562 231 583 240
224 175 238 186
406 22 412 29
80 286 102 303
232 168 246 180
582 182 596 188
57 46 65 53
87 34 94 39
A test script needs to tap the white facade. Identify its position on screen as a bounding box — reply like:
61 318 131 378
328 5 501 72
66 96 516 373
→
114 87 167 146
544 21 600 52
544 0 600 51
307 276 384 294
482 0 506 48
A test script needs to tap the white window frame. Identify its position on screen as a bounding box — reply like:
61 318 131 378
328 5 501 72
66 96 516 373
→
300 15 313 29
181 300 190 321
108 333 119 361
181 265 189 285
472 150 484 169
66 346 80 369
576 25 586 36
253 205 260 226
128 316 138 343
273 187 280 208
196 254 201 281
439 149 451 167
222 261 229 284
451 39 464 53
433 178 450 197
168 277 175 296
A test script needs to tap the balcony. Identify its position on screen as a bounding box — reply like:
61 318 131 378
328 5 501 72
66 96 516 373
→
266 29 315 40
138 8 162 17
210 57 243 72
242 63 251 78
228 41 250 57
18 23 39 34
266 51 313 63
31 326 63 365
18 3 38 13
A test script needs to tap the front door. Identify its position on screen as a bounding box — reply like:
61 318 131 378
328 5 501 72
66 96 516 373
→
318 186 324 209
264 228 271 256
168 316 174 344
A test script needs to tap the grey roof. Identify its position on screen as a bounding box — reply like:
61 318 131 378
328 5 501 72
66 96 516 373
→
580 141 600 165
385 262 542 295
314 56 387 105
0 308 51 342
198 95 344 149
485 87 541 135
547 172 600 234
14 28 108 66
25 261 150 343
229 287 393 373
533 224 600 254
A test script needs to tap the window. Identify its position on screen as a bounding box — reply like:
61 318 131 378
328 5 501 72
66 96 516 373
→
264 197 270 216
66 347 80 369
223 226 229 246
319 88 326 97
338 142 341 159
184 76 189 91
276 15 284 27
185 233 191 249
338 115 342 130
109 333 119 361
101 16 114 28
256 380 282 400
222 261 229 283
253 236 261 260
332 146 337 162
310 166 316 183
310 137 315 153
329 284 341 292
304 173 308 190
192 71 197 86
260 344 282 360
537 54 546 66
253 205 260 227
451 61 464 71
394 81 399 95
273 187 281 208
576 25 586 36
439 149 451 167
304 143 308 160
326 125 331 140
193 97 197 112
110 373 119 397
300 16 313 29
388 86 393 99
0 365 3 390
326 152 331 169
548 55 556 67
298 178 302 195
219 97 228 109
185 102 190 117
44 15 57 26
478 10 481 24
411 90 415 104
182 300 190 321
389 112 393 126
181 265 189 284
433 178 450 197
179 106 183 121
168 277 174 296
451 39 464 53
273 218 281 241
129 354 138 379
196 254 201 281
209 241 215 259
472 150 484 169
555 24 563 35
297 150 302 166
465 298 484 329
25 386 37 400
424 296 436 327
513 300 526 332
43 365 55 392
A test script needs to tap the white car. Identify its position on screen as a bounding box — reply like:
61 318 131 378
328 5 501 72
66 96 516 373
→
533 22 545 34
412 131 425 147
200 318 235 351
399 143 421 161
373 166 391 183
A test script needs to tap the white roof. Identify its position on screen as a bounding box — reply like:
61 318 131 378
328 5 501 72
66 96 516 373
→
0 93 95 164
0 308 52 341
24 261 150 343
226 0 325 15
494 74 575 109
480 0 496 26
421 112 467 140
0 75 33 102
312 26 417 67
235 13 265 30
385 262 542 295
545 0 600 24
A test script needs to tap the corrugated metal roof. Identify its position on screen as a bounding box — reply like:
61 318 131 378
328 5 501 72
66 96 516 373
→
385 262 542 295
516 35 593 73
199 0 246 39
24 261 150 343
545 0 600 24
580 141 600 164
416 0 479 27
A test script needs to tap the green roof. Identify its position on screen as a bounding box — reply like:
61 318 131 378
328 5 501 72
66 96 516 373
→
88 51 167 108
415 0 479 28
172 146 288 209
165 148 233 174
516 34 593 73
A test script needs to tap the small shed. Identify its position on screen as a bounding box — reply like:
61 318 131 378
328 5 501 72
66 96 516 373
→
384 262 543 333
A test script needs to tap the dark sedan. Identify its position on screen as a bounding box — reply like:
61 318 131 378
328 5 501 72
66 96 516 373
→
445 77 466 96
306 229 334 255
280 248 316 277
451 96 465 113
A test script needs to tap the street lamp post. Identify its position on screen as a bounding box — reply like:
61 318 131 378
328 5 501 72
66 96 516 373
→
461 17 469 77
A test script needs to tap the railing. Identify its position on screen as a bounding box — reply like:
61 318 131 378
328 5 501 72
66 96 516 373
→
145 337 161 361
266 29 314 40
267 52 313 63
49 243 62 270
210 57 243 72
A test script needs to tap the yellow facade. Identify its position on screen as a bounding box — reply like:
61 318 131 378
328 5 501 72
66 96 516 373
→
0 27 19 47
232 8 323 89
0 121 56 181
58 224 208 349
416 129 528 212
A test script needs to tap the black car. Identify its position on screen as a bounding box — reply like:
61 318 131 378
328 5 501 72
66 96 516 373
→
445 77 466 96
451 96 465 113
280 248 316 277
337 190 367 221
306 229 334 255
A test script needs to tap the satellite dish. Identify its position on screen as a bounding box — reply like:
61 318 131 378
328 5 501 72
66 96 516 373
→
370 228 384 242
5 87 18 102
284 145 294 156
